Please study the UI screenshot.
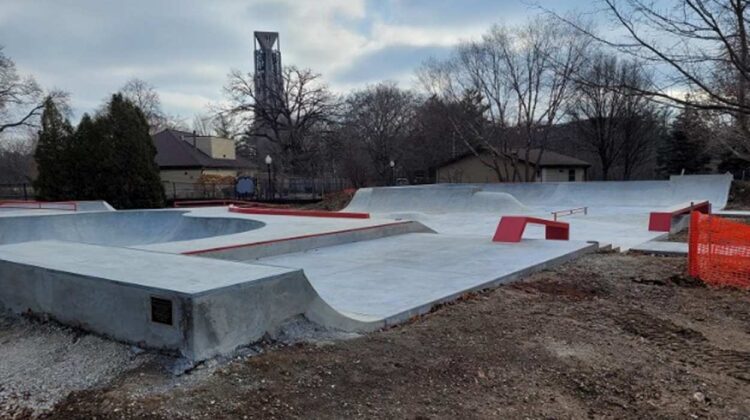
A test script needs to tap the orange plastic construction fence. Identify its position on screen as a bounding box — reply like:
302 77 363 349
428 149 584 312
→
688 211 750 289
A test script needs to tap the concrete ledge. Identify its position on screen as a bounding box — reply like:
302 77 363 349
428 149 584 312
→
0 241 330 361
186 220 435 260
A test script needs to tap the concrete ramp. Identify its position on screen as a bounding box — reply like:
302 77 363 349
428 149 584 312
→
478 174 732 209
346 185 530 214
346 174 732 213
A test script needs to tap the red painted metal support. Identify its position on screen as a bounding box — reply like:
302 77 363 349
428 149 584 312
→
648 201 711 232
492 216 569 243
228 205 370 219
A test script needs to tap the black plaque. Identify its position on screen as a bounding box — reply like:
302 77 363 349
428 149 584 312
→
150 297 173 325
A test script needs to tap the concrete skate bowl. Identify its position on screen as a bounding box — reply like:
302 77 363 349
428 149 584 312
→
0 210 265 246
345 185 531 215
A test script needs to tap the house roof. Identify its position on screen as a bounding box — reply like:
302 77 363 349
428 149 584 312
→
152 129 254 170
438 147 591 169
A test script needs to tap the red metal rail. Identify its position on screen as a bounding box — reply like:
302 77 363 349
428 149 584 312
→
649 201 710 232
0 200 77 211
228 205 370 219
173 199 288 208
551 206 587 221
493 216 569 242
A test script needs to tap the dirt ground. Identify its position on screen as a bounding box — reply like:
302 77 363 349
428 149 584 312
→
9 252 742 419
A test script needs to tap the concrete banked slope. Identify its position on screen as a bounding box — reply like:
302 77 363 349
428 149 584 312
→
344 174 733 250
346 174 732 213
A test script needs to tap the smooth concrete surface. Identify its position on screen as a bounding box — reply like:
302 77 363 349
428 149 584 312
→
630 241 688 256
257 234 596 321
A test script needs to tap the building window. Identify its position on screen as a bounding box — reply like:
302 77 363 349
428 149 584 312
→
568 169 576 181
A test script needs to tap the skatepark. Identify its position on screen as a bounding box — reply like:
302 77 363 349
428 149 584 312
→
0 174 734 361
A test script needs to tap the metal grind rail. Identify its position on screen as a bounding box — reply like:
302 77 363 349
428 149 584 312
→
551 206 587 221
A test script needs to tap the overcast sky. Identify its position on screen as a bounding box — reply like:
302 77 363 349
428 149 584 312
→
0 0 597 121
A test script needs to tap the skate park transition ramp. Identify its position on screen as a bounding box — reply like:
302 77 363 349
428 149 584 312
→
345 174 732 214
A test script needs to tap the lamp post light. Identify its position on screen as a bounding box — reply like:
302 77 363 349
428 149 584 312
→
389 160 395 186
265 154 273 200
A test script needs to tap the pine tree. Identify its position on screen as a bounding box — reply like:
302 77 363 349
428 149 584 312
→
33 98 74 200
96 94 165 208
657 107 712 177
68 113 107 199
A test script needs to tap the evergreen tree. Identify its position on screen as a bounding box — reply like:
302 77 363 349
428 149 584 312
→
657 107 712 177
96 94 165 208
33 98 74 200
68 113 107 199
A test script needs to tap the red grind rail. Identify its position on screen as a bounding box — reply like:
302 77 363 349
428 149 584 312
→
493 216 569 242
688 211 750 289
0 200 77 211
228 205 370 219
182 221 410 255
649 200 710 232
174 200 289 208
551 206 587 221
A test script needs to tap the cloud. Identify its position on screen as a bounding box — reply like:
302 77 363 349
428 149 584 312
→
0 0 581 120
331 44 454 87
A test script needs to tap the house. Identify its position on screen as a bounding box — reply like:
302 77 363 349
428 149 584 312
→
152 129 258 198
436 148 591 183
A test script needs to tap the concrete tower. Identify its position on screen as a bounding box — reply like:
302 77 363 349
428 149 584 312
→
253 31 283 109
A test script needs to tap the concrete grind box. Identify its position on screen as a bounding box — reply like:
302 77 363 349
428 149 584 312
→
0 241 330 361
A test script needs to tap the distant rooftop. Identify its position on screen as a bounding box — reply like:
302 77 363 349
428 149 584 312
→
152 129 254 170
439 147 591 168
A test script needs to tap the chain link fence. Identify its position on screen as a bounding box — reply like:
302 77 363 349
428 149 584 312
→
163 177 353 201
0 183 32 200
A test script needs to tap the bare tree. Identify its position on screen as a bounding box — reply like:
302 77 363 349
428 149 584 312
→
192 113 214 136
418 17 589 181
224 66 339 175
550 0 750 160
568 53 663 179
0 136 36 183
0 47 67 139
119 78 185 133
211 112 242 140
341 82 418 184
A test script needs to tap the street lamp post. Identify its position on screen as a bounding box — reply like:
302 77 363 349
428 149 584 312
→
265 155 273 200
389 160 395 186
